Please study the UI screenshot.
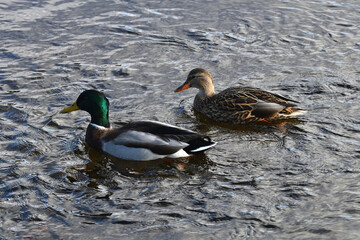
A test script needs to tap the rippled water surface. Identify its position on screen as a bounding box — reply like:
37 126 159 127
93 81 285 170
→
1 0 360 239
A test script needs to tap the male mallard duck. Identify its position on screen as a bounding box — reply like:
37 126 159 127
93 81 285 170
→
60 90 216 161
175 68 306 124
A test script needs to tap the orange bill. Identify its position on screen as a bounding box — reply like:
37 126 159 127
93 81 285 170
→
174 83 190 92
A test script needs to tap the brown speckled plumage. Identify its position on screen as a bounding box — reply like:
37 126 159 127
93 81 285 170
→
175 68 304 124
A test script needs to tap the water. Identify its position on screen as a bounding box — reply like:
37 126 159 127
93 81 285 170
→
1 0 359 239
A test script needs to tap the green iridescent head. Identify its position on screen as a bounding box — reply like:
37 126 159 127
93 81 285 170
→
61 90 110 128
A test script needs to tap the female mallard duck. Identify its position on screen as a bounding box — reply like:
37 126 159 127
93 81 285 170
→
60 90 216 161
175 68 306 124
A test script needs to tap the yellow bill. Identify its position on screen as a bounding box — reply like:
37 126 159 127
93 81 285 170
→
60 102 79 113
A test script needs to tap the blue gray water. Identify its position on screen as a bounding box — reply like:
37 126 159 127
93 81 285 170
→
1 0 359 239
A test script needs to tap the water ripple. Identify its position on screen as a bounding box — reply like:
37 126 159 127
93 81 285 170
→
0 0 360 239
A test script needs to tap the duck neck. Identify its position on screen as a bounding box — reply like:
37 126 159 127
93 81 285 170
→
91 115 110 128
89 107 110 128
197 84 215 99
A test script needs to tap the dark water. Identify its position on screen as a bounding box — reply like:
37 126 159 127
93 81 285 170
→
1 0 360 239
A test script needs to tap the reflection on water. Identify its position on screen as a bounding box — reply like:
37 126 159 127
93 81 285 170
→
1 0 360 239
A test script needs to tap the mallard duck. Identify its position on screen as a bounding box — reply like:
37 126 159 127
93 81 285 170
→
60 90 216 161
175 68 306 124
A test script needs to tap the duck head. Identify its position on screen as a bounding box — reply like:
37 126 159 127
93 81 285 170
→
175 68 215 98
60 90 110 128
